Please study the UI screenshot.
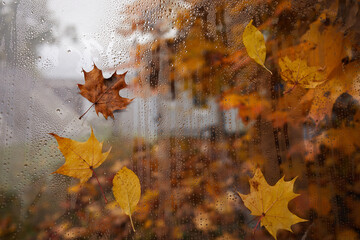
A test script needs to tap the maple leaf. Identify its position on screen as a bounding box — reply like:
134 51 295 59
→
279 56 326 91
78 65 133 119
238 168 307 240
242 20 272 74
303 61 360 122
50 128 111 202
300 16 346 78
50 128 111 183
278 14 347 79
112 166 141 232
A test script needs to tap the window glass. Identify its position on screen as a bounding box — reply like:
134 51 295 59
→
1 0 360 239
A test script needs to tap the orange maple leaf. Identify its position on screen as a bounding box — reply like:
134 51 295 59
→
303 62 360 123
78 65 133 119
50 128 111 203
300 16 346 78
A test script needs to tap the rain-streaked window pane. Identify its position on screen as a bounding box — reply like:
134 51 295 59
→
1 0 360 239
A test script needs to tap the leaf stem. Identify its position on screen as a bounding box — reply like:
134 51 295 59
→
283 82 298 95
263 64 273 75
92 169 108 204
129 215 136 232
252 215 263 239
79 103 95 120
79 72 125 119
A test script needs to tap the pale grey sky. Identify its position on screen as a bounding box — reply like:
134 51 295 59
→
38 0 132 80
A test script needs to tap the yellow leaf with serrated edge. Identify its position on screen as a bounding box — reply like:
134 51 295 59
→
238 168 307 240
112 167 141 232
242 20 272 74
279 56 326 89
50 128 111 183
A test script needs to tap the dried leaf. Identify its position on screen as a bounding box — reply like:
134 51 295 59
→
78 65 133 119
301 18 346 78
112 167 141 232
279 56 326 89
50 128 111 183
238 168 307 240
242 20 272 74
305 61 360 122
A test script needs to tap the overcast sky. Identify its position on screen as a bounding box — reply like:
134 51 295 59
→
38 0 132 80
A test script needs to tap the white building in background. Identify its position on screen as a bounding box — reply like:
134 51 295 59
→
117 90 245 140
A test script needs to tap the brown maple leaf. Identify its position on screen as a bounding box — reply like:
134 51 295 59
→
78 65 133 119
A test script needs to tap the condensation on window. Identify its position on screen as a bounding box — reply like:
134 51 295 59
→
1 0 360 239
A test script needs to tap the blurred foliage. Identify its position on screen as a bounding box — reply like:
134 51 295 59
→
2 0 360 239
124 0 360 239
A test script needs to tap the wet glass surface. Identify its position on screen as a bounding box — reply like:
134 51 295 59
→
1 0 360 239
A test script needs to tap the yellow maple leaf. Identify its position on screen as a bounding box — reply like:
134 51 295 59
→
50 128 111 184
112 166 141 232
242 20 272 74
238 168 307 240
279 56 326 90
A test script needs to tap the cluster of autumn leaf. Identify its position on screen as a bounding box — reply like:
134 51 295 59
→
46 20 311 240
50 66 140 231
51 127 306 239
34 0 360 239
128 0 360 239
